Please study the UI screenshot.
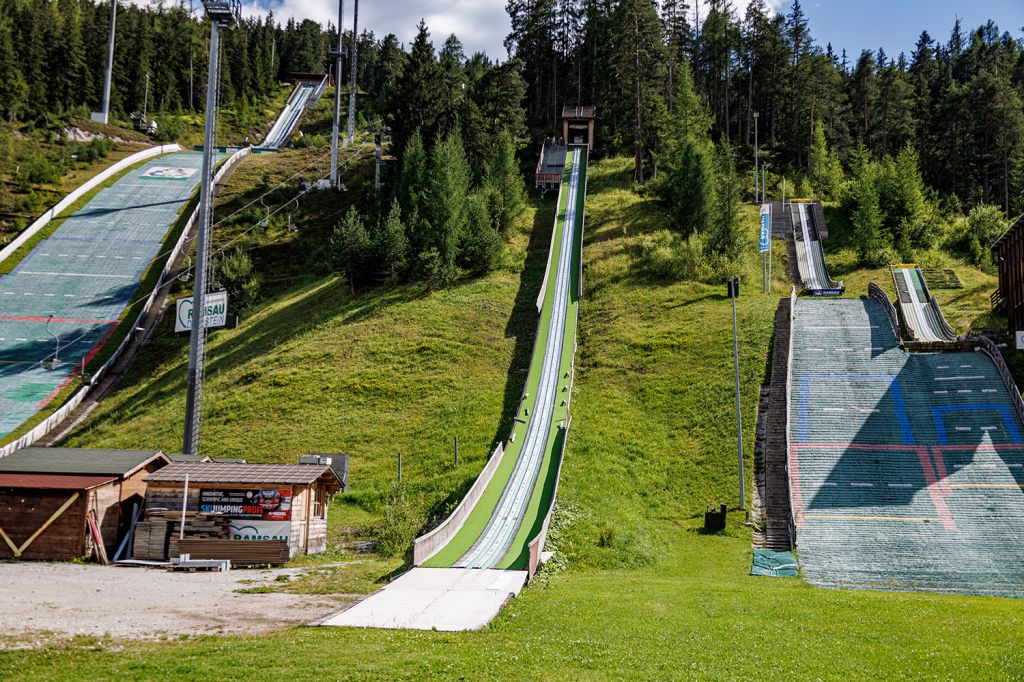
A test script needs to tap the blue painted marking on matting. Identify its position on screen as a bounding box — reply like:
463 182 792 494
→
797 373 914 445
931 403 1023 444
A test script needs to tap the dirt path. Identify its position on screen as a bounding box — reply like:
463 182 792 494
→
0 563 349 647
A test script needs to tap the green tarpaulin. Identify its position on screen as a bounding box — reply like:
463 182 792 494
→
751 550 799 577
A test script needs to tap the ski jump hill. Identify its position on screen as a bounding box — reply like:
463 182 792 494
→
768 200 843 296
890 265 958 345
0 84 318 454
257 76 328 150
324 146 589 631
785 295 1024 596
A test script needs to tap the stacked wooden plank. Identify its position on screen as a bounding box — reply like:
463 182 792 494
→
165 512 231 558
132 518 171 561
178 538 290 567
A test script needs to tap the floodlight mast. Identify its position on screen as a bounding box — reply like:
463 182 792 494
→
344 0 358 148
329 0 345 186
183 0 239 455
98 0 117 124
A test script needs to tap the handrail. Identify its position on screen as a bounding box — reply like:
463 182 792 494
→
965 333 1024 429
412 441 507 565
785 286 796 546
868 282 900 343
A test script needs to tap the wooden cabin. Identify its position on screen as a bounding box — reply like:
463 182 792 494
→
561 105 596 150
0 448 169 561
993 215 1024 346
143 462 342 558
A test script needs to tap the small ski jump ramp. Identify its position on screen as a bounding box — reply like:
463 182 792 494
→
890 265 957 343
258 76 327 150
791 201 843 295
325 147 588 631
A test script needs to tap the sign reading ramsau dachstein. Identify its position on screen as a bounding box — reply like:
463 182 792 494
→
175 290 228 333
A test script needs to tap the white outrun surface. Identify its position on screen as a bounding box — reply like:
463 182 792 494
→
320 568 528 631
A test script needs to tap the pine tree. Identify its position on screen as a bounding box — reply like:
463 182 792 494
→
460 192 501 274
393 21 441 154
611 0 667 182
331 207 371 292
709 143 742 260
399 131 429 257
376 199 408 282
810 119 844 199
423 132 471 285
485 130 526 236
0 16 27 121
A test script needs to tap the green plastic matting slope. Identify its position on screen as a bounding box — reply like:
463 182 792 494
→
789 298 1024 597
0 151 219 439
424 148 586 571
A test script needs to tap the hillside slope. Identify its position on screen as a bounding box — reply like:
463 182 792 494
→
14 157 1024 679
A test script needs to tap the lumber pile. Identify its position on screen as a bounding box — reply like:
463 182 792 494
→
178 538 290 567
132 518 171 561
132 510 231 561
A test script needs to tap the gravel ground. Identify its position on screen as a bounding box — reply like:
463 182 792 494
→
0 562 349 647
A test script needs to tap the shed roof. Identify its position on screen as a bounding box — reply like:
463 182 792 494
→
561 105 596 119
146 462 340 487
0 448 168 477
0 473 116 490
992 214 1023 251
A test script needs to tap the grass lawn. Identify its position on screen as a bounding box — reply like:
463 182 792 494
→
4 157 1022 679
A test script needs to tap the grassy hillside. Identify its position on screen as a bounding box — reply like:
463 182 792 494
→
6 157 1023 678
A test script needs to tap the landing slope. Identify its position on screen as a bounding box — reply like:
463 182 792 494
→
790 297 1024 596
424 148 586 571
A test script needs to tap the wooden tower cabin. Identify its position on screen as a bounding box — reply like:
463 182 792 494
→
535 105 596 191
992 214 1024 347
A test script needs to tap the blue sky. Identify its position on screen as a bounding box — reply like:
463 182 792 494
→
228 0 1024 61
783 0 1024 61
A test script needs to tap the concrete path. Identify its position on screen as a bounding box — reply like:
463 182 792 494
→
320 567 527 631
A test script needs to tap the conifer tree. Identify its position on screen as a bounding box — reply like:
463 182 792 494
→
376 200 409 283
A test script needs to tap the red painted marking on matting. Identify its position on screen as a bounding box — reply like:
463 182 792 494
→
788 444 806 527
930 447 953 495
0 315 118 325
37 322 120 409
916 448 958 531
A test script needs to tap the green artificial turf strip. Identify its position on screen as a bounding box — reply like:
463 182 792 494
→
424 150 577 568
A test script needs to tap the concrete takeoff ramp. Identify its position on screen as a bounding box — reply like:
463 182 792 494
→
258 77 326 149
325 147 588 631
891 265 957 343
791 201 843 295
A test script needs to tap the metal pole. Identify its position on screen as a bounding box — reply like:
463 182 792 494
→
330 0 344 185
142 72 149 123
100 0 117 124
731 279 745 510
454 435 459 467
179 474 190 540
397 453 402 483
753 112 759 203
182 18 221 455
344 0 358 148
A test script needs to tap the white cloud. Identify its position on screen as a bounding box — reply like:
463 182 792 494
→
238 0 512 59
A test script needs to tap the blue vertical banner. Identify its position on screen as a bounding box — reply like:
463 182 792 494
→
759 204 771 252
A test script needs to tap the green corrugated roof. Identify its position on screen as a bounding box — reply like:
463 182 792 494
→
0 448 166 476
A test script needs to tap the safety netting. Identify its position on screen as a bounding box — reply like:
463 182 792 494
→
789 298 1024 597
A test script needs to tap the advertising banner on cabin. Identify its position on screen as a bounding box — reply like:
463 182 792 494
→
198 488 292 520
227 520 291 542
175 290 228 332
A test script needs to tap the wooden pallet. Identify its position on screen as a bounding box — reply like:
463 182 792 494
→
178 538 290 566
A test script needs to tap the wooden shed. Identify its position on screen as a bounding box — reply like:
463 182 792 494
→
0 448 169 561
993 215 1024 344
143 462 342 558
